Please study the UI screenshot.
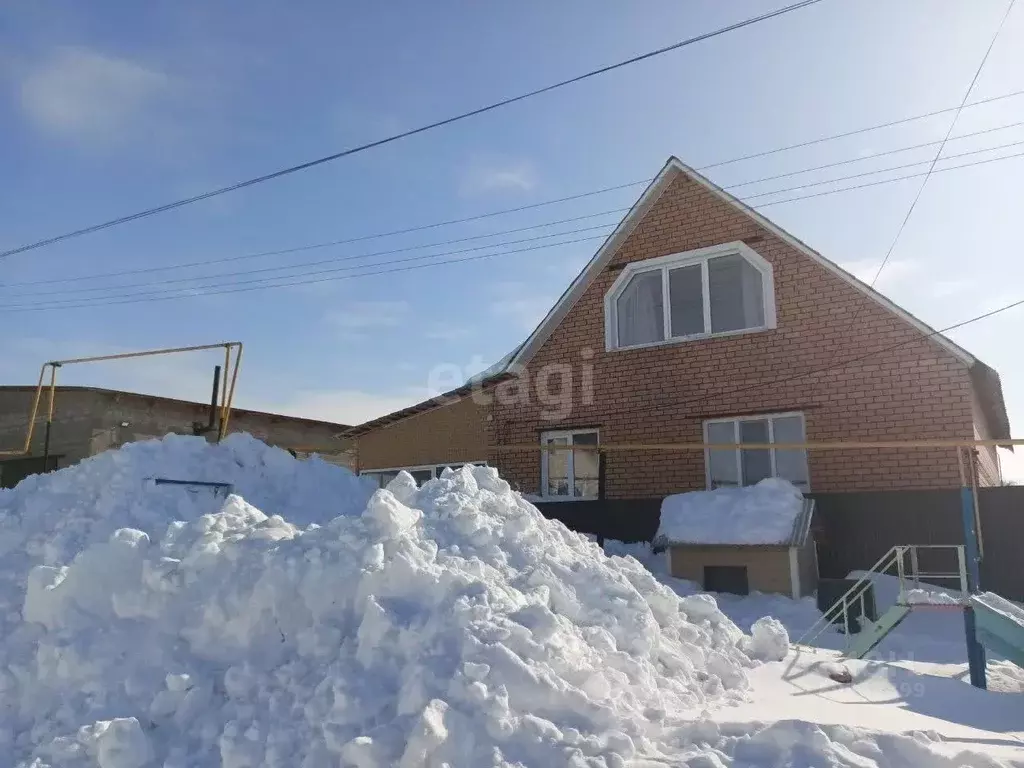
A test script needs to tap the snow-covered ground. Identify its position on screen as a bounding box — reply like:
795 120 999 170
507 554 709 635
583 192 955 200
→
605 539 1024 764
1 435 1022 766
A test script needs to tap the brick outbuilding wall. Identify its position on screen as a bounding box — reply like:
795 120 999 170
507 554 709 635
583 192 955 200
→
490 170 983 497
0 387 353 472
356 395 489 471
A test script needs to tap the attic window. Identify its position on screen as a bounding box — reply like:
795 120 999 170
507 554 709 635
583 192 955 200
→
604 242 776 350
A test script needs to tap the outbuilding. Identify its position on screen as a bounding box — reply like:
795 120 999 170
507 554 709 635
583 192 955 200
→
655 479 818 599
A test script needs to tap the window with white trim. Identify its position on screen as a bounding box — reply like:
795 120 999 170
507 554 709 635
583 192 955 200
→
704 413 808 490
361 462 486 489
605 242 775 350
540 429 599 499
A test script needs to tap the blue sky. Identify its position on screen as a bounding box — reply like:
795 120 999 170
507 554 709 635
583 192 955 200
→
2 1 1023 475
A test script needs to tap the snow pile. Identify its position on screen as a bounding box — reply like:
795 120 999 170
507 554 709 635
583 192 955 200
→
906 588 961 606
656 478 806 546
2 437 762 767
742 617 790 662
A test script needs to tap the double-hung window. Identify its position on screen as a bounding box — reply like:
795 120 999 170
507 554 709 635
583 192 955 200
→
704 413 809 491
540 429 599 500
605 242 775 350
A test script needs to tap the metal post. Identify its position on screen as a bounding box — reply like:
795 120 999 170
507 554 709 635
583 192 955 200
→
21 366 47 455
219 345 231 436
970 449 984 560
896 546 907 603
219 344 242 440
960 478 987 689
42 364 58 467
208 365 221 435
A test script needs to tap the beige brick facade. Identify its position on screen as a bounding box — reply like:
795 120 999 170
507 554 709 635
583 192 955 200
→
353 161 1007 497
489 169 995 497
356 395 489 471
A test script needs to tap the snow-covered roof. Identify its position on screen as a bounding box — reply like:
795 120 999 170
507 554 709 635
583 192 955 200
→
655 478 813 547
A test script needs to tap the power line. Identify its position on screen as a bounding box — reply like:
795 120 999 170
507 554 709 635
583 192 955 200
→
726 118 1024 191
867 0 1017 291
9 117 1024 298
742 138 1024 202
12 91 1024 290
1 212 628 299
568 293 1024 425
816 0 1017 376
0 181 650 288
756 147 1024 208
0 234 611 312
703 297 1024 409
0 0 830 261
698 86 1024 172
5 146 1024 313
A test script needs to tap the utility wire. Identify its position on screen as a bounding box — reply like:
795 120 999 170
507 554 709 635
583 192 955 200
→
8 83 1024 288
0 234 612 312
5 225 619 302
12 251 1024 424
741 138 1024 202
816 0 1017 376
0 0 830 261
573 294 1024 424
6 146 1024 313
867 0 1017 291
698 88 1024 171
1 212 628 299
727 118 1024 190
0 180 650 288
756 147 1024 208
8 116 1024 297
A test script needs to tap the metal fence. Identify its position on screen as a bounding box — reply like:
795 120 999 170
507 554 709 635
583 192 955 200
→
537 485 1024 601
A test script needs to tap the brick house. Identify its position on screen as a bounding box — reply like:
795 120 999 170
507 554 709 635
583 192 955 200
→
349 157 1010 498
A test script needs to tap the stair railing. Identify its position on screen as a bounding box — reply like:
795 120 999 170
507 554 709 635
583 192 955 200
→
797 544 968 651
797 546 901 650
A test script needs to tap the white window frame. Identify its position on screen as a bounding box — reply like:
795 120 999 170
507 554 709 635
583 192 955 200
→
603 241 777 351
702 411 809 491
361 461 487 488
540 428 600 502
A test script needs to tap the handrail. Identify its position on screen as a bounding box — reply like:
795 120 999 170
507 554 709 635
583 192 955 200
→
797 546 900 647
797 544 968 650
0 341 243 457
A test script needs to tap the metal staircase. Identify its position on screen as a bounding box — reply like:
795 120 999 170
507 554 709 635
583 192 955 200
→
798 544 968 658
845 604 912 659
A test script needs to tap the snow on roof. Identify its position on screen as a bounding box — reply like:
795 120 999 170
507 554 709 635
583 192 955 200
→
655 478 809 546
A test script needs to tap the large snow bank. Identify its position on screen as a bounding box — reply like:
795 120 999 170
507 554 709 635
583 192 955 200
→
656 478 805 546
2 435 761 767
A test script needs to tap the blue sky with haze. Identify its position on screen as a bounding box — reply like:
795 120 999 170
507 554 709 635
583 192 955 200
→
2 1 1023 476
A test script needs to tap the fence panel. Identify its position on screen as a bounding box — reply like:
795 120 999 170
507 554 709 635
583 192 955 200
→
533 486 1024 600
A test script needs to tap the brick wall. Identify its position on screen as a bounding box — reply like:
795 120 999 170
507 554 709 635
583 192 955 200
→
0 388 353 469
356 395 489 471
0 389 101 465
490 170 980 497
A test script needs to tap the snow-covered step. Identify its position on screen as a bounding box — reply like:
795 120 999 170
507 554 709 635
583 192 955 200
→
845 604 912 659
